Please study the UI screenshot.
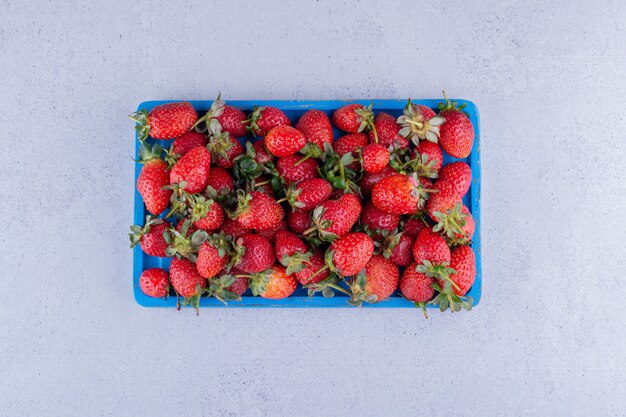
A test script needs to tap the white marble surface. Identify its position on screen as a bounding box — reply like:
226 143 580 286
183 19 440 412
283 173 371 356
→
1 1 625 416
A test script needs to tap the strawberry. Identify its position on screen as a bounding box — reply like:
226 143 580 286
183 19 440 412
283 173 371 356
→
251 139 272 164
279 178 332 211
412 228 451 265
219 217 249 239
296 109 333 148
129 216 169 257
248 265 298 299
264 125 306 157
131 102 197 140
287 209 312 234
230 190 285 231
332 132 368 158
348 255 399 305
433 203 475 245
438 92 474 158
196 233 232 279
409 141 443 179
205 166 235 197
255 218 287 243
164 220 208 262
186 194 224 231
276 155 319 184
438 161 472 197
169 146 211 193
362 143 390 174
359 166 398 196
245 106 291 136
216 268 249 296
294 248 329 285
207 130 244 169
309 193 362 241
426 180 462 221
192 95 247 137
275 230 312 275
397 99 445 144
232 233 275 273
136 143 172 216
371 174 429 215
389 233 415 267
360 201 400 235
171 131 208 156
400 263 435 317
169 256 206 305
327 232 374 276
368 112 409 149
206 269 248 303
139 268 170 298
251 176 276 196
332 103 377 141
432 245 475 312
402 216 429 238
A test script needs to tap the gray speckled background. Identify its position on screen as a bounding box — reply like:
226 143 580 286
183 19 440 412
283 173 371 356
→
2 1 625 416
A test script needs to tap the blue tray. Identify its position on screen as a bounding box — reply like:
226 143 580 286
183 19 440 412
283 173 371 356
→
133 99 481 308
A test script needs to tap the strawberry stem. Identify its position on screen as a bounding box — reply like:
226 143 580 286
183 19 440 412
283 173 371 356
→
294 154 311 166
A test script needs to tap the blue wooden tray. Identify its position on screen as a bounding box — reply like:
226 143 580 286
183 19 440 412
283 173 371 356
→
133 99 481 308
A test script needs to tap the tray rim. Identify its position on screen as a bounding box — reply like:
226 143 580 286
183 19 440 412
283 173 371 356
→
132 98 481 308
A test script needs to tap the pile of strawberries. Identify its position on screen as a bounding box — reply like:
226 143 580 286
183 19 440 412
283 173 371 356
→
130 93 476 316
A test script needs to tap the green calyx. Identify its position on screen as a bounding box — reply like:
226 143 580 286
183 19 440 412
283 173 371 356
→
280 251 313 275
207 129 235 160
136 141 164 164
346 272 378 307
129 215 163 247
279 182 305 210
129 109 150 141
206 232 234 259
191 93 225 135
371 228 402 259
185 193 215 223
402 152 440 179
355 103 378 143
304 274 350 298
437 90 469 116
306 206 339 243
317 143 362 195
242 105 265 136
180 283 204 316
227 189 252 221
397 98 445 144
416 260 456 282
206 274 241 304
431 281 473 313
246 268 273 296
432 203 467 239
163 220 208 262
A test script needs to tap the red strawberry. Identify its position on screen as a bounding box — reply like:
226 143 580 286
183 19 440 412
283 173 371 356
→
252 139 273 164
171 131 208 156
165 220 207 262
139 268 170 298
208 131 244 169
362 143 390 174
457 205 475 242
348 254 399 305
438 93 474 158
426 180 462 221
275 230 312 275
219 217 249 239
169 257 206 299
438 161 472 197
280 178 332 211
294 248 329 285
131 102 197 140
196 234 231 279
169 146 211 193
309 193 362 240
264 125 306 157
193 95 247 137
360 201 400 235
333 132 368 157
400 264 435 316
332 104 376 140
296 109 333 148
287 209 312 234
249 265 298 299
231 191 285 231
187 195 224 231
390 233 415 267
433 204 475 244
368 112 409 149
207 268 248 303
439 245 476 296
276 155 319 184
360 166 398 196
255 218 287 243
397 100 445 144
412 228 450 265
245 106 291 136
232 233 275 273
402 217 429 238
371 174 426 215
328 232 374 276
136 143 172 216
410 141 443 178
129 216 169 257
205 167 235 197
